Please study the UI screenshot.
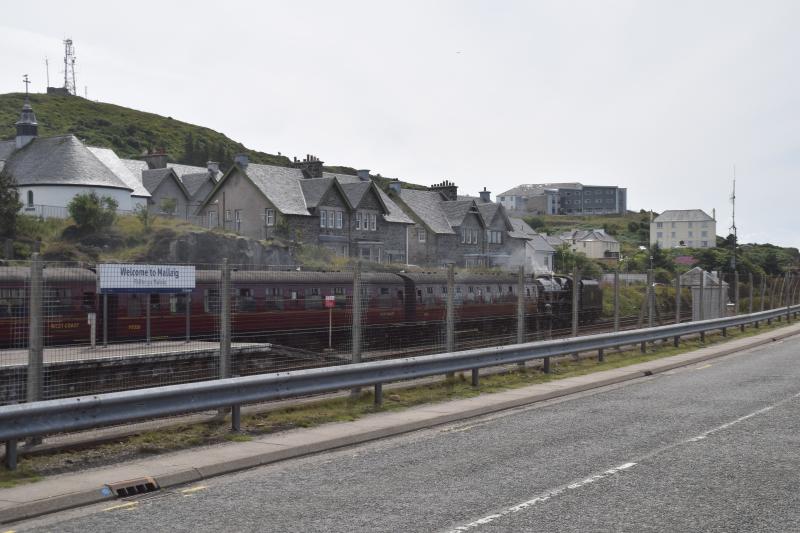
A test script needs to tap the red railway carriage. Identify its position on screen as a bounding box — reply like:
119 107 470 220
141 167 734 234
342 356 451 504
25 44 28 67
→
0 266 96 348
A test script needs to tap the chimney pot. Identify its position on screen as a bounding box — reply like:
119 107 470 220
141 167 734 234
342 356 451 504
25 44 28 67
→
234 153 249 169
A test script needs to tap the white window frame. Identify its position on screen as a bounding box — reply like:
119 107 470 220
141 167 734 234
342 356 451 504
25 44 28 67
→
265 208 275 226
320 210 327 228
418 228 426 243
356 212 362 230
370 213 377 231
328 210 336 229
336 211 343 229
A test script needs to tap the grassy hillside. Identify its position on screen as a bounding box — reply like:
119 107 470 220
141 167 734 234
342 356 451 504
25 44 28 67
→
0 92 289 170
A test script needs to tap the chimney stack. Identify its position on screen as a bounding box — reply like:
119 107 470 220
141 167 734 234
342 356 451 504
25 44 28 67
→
430 179 458 201
234 153 249 169
357 169 371 181
207 161 220 176
143 148 168 169
388 179 401 194
291 154 324 178
478 187 491 203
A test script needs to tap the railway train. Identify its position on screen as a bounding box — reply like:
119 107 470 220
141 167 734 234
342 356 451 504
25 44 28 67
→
0 267 602 350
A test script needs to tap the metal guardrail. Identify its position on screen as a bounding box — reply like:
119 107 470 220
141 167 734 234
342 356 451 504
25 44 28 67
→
0 305 797 454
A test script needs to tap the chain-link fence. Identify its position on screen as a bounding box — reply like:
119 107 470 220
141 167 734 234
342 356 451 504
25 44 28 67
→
2 258 798 407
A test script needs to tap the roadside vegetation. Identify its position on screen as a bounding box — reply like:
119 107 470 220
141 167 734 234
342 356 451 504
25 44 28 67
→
1 318 794 487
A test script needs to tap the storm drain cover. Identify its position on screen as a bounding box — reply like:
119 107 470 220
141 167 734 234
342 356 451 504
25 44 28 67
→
105 476 160 498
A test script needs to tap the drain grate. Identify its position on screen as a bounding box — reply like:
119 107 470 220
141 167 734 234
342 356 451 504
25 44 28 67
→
106 476 160 498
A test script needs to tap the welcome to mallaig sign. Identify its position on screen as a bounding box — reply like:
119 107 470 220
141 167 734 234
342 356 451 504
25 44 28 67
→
97 264 196 293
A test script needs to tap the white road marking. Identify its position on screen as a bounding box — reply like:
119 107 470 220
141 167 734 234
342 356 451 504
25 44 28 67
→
445 390 800 532
446 463 637 532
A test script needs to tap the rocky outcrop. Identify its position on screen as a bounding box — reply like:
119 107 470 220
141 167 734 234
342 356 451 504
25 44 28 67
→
146 229 295 266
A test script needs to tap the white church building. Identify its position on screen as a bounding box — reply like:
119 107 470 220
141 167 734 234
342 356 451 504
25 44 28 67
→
0 97 149 215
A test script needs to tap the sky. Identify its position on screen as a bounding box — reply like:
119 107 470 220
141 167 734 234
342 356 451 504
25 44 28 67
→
2 1 798 248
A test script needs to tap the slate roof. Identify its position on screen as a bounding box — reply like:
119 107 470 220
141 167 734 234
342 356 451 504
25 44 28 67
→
180 172 215 199
1 135 132 190
653 209 714 223
543 234 566 247
397 189 456 234
0 140 15 161
527 233 556 253
86 147 151 198
141 168 178 194
121 158 147 177
507 217 538 240
441 200 481 228
560 229 619 244
299 177 337 209
238 164 309 216
322 173 412 224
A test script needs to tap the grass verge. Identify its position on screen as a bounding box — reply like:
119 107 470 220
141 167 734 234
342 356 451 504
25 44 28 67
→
0 318 795 487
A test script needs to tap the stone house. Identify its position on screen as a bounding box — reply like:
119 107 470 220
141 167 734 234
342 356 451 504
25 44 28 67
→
559 229 620 259
509 218 556 275
650 209 716 249
196 155 413 264
475 202 531 269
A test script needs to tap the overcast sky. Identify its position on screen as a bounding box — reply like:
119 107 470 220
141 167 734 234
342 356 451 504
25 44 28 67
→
2 1 798 248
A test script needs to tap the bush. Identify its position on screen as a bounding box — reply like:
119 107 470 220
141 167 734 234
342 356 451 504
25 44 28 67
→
67 192 118 233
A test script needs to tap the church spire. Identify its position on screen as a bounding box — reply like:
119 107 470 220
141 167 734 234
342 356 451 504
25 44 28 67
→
15 75 38 149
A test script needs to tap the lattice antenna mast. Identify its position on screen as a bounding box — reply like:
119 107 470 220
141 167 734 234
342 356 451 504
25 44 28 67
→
62 39 76 95
730 166 737 271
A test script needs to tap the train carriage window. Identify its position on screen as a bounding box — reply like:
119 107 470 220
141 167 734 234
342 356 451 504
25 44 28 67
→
236 288 256 312
170 294 188 314
508 286 513 293
150 294 161 312
305 287 323 309
417 289 422 303
265 287 283 310
0 288 26 317
82 292 95 312
333 286 346 305
377 287 392 308
128 294 143 317
49 288 73 314
441 286 447 294
426 287 434 294
204 289 220 313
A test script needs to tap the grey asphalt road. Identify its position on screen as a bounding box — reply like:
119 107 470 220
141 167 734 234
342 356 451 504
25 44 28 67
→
15 336 800 533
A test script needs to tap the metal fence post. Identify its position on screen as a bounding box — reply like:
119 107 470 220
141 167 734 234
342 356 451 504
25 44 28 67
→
719 273 726 319
219 259 231 380
748 272 754 315
613 270 620 333
699 272 705 342
785 273 791 322
4 440 17 470
760 276 766 312
445 264 455 379
734 270 740 316
352 260 362 364
674 274 681 346
572 264 580 338
185 292 191 342
351 261 362 396
28 253 43 404
516 266 526 368
146 292 152 345
647 269 654 329
102 293 108 348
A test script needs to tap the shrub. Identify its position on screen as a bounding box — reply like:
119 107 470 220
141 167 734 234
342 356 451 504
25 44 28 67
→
67 192 118 233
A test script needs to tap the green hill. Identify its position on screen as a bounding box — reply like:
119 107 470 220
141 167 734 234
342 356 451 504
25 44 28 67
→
0 92 295 170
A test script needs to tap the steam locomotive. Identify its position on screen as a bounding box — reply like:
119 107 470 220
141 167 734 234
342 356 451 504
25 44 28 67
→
0 267 602 350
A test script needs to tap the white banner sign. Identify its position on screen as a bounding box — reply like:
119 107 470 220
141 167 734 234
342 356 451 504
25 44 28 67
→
98 264 196 293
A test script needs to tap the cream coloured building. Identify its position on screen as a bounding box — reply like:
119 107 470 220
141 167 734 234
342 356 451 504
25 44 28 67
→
559 229 620 259
650 209 716 249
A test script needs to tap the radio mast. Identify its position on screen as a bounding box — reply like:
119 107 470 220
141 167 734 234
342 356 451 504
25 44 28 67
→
62 39 77 95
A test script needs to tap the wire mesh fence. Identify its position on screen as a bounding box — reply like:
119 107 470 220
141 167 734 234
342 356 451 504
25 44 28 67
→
1 257 797 407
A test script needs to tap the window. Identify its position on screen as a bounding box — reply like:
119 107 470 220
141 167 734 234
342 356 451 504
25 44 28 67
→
329 210 336 229
336 211 343 229
27 190 33 206
204 289 220 313
461 228 467 244
688 221 693 228
688 231 693 237
701 241 708 247
170 294 188 314
320 210 327 228
370 213 377 231
701 231 708 237
234 210 242 232
657 232 663 238
360 247 371 260
426 287 433 294
671 222 676 228
265 208 275 226
671 232 676 238
418 228 426 242
656 222 663 228
265 287 283 310
225 210 231 222
702 222 708 228
356 212 362 230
